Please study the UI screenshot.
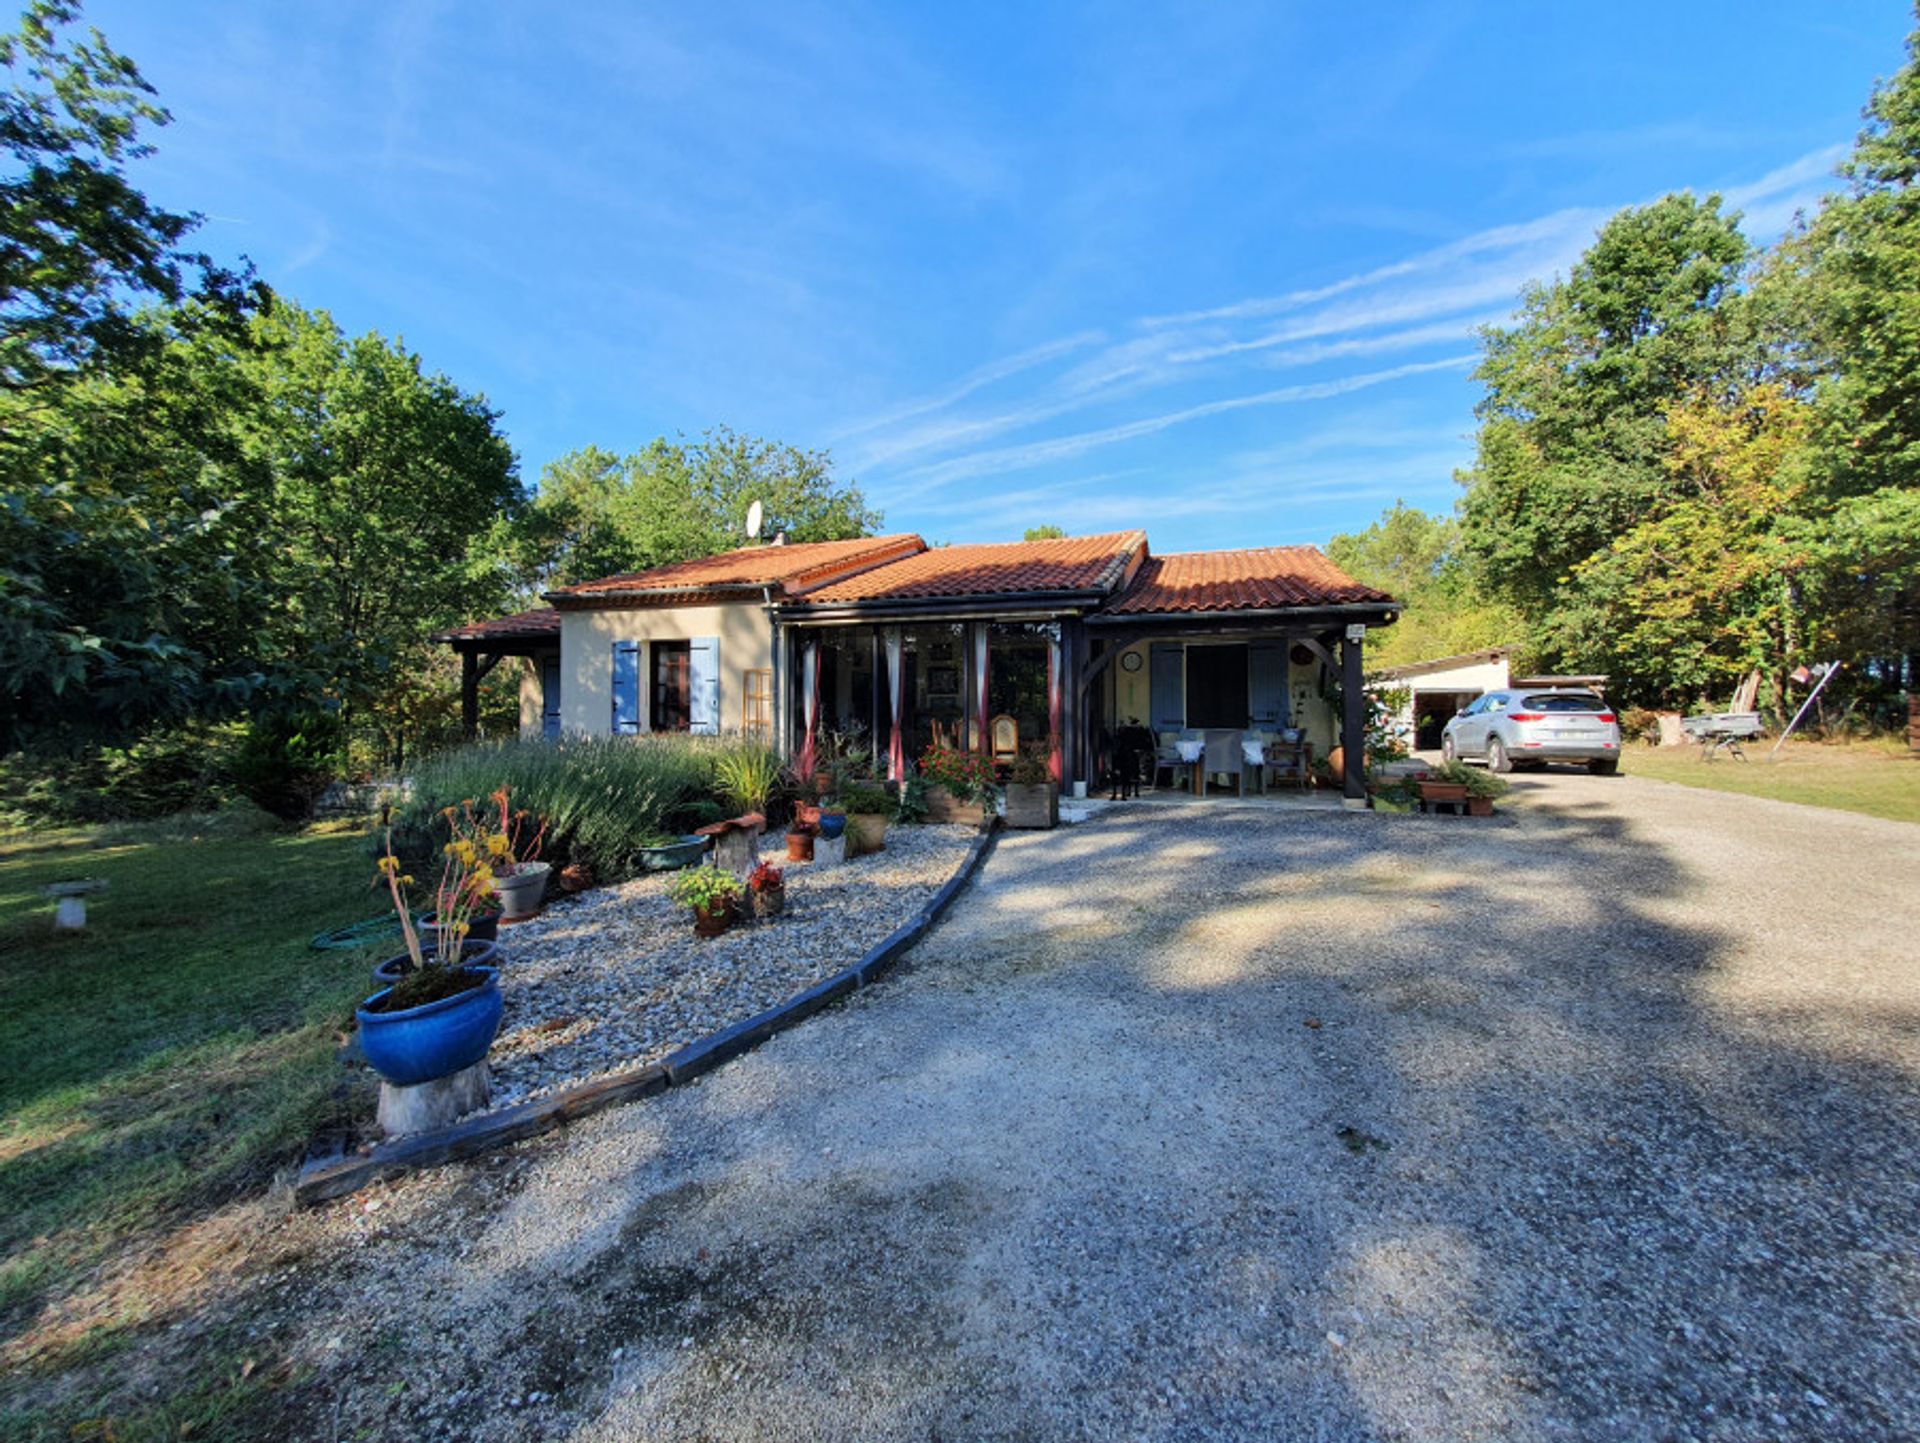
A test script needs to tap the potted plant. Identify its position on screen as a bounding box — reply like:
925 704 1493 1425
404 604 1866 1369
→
1418 761 1510 814
385 811 511 985
359 834 505 1087
747 861 785 918
816 805 847 841
1459 764 1511 816
671 865 743 938
1002 746 1058 830
440 787 549 920
839 780 893 856
918 743 997 825
785 821 816 862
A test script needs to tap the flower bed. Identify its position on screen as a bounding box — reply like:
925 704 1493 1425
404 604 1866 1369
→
476 823 978 1109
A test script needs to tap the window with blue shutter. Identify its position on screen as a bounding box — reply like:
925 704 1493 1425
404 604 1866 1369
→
1149 643 1185 731
1248 642 1287 727
611 641 640 735
689 636 720 735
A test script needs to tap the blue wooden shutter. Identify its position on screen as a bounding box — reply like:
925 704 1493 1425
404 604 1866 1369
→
1249 643 1287 726
1149 643 1185 730
611 641 640 734
541 657 563 739
689 636 720 735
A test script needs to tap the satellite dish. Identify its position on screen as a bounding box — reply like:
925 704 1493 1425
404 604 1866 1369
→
745 500 764 541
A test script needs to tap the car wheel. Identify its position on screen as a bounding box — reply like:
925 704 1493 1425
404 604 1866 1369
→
1588 758 1619 776
1486 736 1512 774
1441 734 1456 763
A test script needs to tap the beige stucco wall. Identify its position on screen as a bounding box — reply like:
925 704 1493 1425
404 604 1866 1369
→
518 659 542 739
1110 638 1337 754
559 602 775 736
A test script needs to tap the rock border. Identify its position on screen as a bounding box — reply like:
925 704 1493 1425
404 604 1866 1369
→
295 822 999 1206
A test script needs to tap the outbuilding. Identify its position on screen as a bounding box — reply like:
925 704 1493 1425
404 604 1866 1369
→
1372 649 1606 750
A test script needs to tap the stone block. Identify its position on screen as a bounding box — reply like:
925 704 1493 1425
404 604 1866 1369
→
812 833 847 868
377 1060 490 1136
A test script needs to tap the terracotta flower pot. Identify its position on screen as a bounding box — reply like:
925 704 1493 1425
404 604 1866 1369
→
1467 796 1494 817
786 830 815 862
693 901 735 938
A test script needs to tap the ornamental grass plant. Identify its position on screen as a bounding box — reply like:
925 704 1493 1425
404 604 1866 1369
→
396 735 717 880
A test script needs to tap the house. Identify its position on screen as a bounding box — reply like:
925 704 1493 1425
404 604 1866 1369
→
434 531 1399 798
1369 648 1607 751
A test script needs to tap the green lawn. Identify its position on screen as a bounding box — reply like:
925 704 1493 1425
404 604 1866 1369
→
1622 736 1920 824
0 814 383 1386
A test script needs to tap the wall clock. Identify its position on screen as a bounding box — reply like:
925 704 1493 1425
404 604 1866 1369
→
1120 651 1144 672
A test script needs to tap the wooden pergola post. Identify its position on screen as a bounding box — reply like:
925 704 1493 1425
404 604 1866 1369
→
458 649 506 741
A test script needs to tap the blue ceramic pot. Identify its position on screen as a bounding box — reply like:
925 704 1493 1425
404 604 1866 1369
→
357 964 504 1087
816 811 847 840
418 910 501 947
372 937 501 988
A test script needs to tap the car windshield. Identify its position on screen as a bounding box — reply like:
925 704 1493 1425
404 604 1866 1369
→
1524 693 1608 713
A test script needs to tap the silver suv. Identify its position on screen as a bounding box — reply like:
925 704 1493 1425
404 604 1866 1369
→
1441 688 1622 775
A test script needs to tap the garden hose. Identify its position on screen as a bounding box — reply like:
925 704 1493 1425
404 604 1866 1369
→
309 916 404 951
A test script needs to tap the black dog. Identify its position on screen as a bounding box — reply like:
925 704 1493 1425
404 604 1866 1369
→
1103 722 1155 799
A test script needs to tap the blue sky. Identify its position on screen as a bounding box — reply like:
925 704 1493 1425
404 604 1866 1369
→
91 1 1912 552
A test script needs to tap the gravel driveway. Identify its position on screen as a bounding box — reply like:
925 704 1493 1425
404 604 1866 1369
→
125 777 1920 1440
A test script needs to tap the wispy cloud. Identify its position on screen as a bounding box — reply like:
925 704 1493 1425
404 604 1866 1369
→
836 142 1848 521
892 356 1475 495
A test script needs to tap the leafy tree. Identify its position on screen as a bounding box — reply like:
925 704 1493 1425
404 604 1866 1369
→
521 428 880 589
0 0 251 395
1022 524 1067 540
0 0 264 747
1460 194 1752 624
1768 13 1920 689
236 303 523 757
1569 385 1819 708
1327 502 1526 670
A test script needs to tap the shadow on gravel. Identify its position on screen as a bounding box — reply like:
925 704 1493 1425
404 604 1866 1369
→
59 799 1915 1443
906 800 1919 1440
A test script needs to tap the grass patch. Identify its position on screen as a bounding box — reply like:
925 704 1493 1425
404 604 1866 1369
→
1622 736 1920 824
0 816 383 1378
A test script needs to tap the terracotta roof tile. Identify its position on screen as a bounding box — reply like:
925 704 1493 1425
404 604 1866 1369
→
547 534 925 603
1103 547 1391 615
431 607 562 642
795 531 1147 604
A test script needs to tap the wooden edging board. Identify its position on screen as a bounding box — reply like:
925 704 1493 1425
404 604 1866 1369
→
296 821 1000 1205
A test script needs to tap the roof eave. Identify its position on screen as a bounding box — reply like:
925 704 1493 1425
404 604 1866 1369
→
1086 600 1400 627
778 587 1113 621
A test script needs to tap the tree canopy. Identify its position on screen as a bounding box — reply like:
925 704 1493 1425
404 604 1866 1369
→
518 430 880 591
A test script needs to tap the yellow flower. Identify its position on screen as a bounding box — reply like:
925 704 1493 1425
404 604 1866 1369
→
487 833 511 858
401 875 415 885
377 855 401 876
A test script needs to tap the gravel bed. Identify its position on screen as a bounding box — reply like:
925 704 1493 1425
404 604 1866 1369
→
481 823 976 1109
